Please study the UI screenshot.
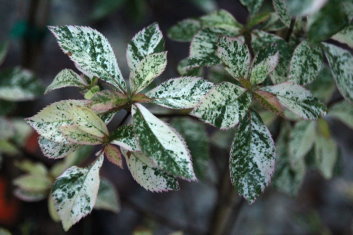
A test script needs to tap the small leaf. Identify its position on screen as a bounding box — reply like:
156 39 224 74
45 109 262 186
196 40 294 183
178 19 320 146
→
250 52 279 85
51 156 103 231
253 90 284 115
328 101 353 129
122 150 179 192
89 90 128 114
323 43 353 103
127 23 164 70
103 144 123 168
230 112 276 203
132 104 196 180
14 174 52 193
110 125 140 151
273 0 291 26
94 178 120 213
146 77 213 109
38 136 80 159
14 188 47 202
289 121 316 162
130 52 167 93
45 69 88 94
314 134 337 179
177 56 218 75
167 19 201 42
14 160 48 176
216 37 250 79
191 82 252 129
49 26 126 92
331 25 353 49
240 0 264 14
199 9 242 32
261 82 326 119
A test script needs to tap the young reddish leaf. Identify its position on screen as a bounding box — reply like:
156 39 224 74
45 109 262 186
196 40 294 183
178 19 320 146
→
103 144 123 169
89 90 128 114
254 90 284 115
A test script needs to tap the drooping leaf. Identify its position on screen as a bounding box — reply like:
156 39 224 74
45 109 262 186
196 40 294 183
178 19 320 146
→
0 67 43 101
191 82 252 129
273 0 291 26
146 77 213 109
230 111 276 203
289 121 316 162
48 26 126 92
240 0 264 14
132 104 196 180
287 0 327 17
331 25 353 49
94 178 120 213
88 90 128 114
328 101 353 129
45 69 88 94
129 52 167 93
123 150 179 192
51 156 103 231
261 82 326 119
250 52 279 85
127 23 164 70
289 41 323 85
167 19 201 42
103 144 123 168
110 125 140 151
38 136 80 159
323 43 353 103
314 134 337 179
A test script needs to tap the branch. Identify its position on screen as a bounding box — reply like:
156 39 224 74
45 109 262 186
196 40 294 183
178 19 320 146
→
285 19 296 42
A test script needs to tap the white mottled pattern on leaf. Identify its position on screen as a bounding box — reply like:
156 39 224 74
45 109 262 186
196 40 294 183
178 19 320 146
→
273 0 291 26
250 52 279 85
191 82 252 129
123 150 179 192
94 178 120 213
48 26 126 92
45 69 87 94
177 56 218 75
167 19 201 42
127 23 164 70
38 136 80 159
199 10 242 33
230 112 276 203
51 156 103 231
60 125 105 145
289 121 316 162
130 52 167 93
328 101 353 129
289 41 323 85
111 125 140 151
217 37 250 79
314 135 337 179
261 82 326 119
323 43 353 103
132 104 196 180
331 25 353 49
146 77 213 109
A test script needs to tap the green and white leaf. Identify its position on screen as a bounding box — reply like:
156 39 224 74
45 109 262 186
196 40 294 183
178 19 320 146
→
177 56 217 75
94 178 120 213
146 77 213 109
273 0 291 26
314 135 337 179
287 0 327 17
127 23 164 70
167 19 201 42
309 66 335 102
111 125 140 151
328 101 353 129
49 26 126 92
89 90 128 113
14 174 52 193
199 9 242 33
132 104 196 180
39 136 80 159
51 156 103 231
191 82 252 129
123 150 180 192
261 82 326 119
289 121 316 163
60 124 105 145
45 69 88 94
14 160 47 176
102 144 123 168
332 25 353 49
129 52 167 93
240 0 264 14
250 52 279 85
230 112 276 203
323 43 353 103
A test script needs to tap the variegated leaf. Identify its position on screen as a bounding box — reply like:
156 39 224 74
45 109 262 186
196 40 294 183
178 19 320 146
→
240 0 264 14
323 43 353 103
14 174 52 193
261 82 326 119
45 69 88 94
60 125 105 145
110 125 140 151
289 41 323 85
217 37 250 79
289 121 316 162
89 90 128 114
127 23 164 70
287 0 327 16
253 90 284 115
314 134 337 179
146 77 213 109
94 178 120 213
230 112 276 203
39 136 80 159
199 9 242 33
51 156 103 231
103 144 123 168
250 52 279 85
122 150 179 192
331 25 353 49
130 52 167 93
132 104 196 180
177 56 218 75
328 101 353 129
191 82 252 129
167 19 201 42
49 26 126 92
273 0 291 26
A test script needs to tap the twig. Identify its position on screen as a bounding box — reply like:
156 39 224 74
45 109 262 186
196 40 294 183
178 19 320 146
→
285 19 296 42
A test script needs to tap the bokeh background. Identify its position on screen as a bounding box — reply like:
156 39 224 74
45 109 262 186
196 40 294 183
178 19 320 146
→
0 0 353 234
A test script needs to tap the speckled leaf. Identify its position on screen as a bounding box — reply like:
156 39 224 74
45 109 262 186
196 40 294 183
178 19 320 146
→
217 37 250 79
123 150 179 192
39 136 80 159
323 43 353 103
103 144 123 168
146 77 213 109
94 178 120 213
261 82 326 119
314 134 337 179
89 90 128 114
250 52 279 85
273 0 291 26
240 0 264 14
177 56 218 75
132 104 196 180
289 41 323 85
191 82 252 129
51 156 103 231
45 69 88 94
60 124 105 145
167 19 201 42
0 67 43 101
289 121 316 162
127 23 164 70
332 25 353 49
110 125 140 151
328 101 353 129
130 52 167 93
230 112 276 203
49 26 126 92
287 0 327 16
199 9 242 33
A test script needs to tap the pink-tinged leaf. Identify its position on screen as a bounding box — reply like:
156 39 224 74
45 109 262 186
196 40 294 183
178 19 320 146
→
104 144 123 169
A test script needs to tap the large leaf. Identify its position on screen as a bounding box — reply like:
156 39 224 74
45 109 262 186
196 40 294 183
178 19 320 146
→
94 178 120 213
167 19 201 42
323 43 353 103
250 52 279 85
240 0 264 14
127 23 164 70
110 125 140 151
129 52 167 93
123 150 179 192
230 112 276 203
261 82 326 119
38 136 80 159
191 82 252 129
51 156 103 231
289 121 316 162
146 77 213 109
49 26 126 92
328 101 353 129
289 41 323 85
331 25 353 49
132 104 196 180
45 69 88 94
273 0 291 26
